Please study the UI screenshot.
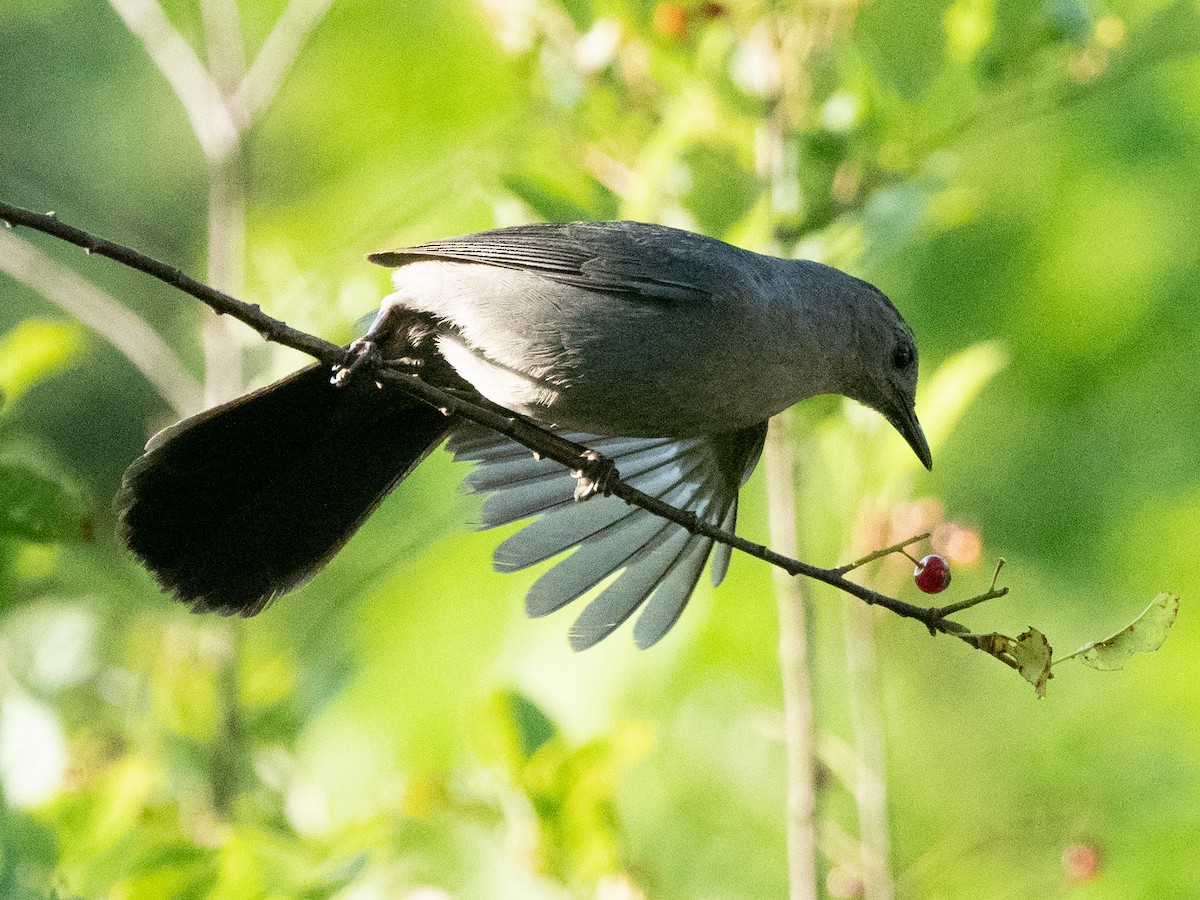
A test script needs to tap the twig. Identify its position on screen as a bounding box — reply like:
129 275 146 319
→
199 0 248 94
763 27 828 900
231 0 336 129
835 532 931 575
0 202 329 359
926 559 1007 620
0 201 1011 656
107 0 239 160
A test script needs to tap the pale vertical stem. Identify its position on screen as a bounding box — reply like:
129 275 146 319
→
210 622 244 818
203 144 247 822
110 0 329 822
202 145 247 823
765 411 819 900
842 597 894 900
202 149 247 406
797 0 896 887
198 7 249 821
759 19 819 896
200 0 247 93
758 19 819 894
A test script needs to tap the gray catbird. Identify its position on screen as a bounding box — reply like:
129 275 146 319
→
119 221 930 649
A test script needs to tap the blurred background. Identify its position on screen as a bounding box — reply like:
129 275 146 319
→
1 0 1198 896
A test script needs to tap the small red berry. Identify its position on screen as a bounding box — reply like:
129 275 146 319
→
1063 843 1102 884
914 554 951 593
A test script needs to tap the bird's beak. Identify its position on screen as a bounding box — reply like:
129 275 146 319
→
884 399 933 471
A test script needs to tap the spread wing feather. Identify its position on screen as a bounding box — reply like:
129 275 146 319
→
446 420 767 648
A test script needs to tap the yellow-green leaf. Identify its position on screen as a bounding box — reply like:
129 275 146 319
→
1072 593 1180 671
1012 628 1053 699
0 320 82 406
915 339 1009 455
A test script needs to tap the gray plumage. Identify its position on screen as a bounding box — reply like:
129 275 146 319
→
448 422 765 648
368 221 929 648
119 220 929 650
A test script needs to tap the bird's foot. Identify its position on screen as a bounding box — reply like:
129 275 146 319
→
571 449 618 501
331 337 383 387
331 305 431 388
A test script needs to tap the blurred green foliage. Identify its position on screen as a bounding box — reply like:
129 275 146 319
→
1 0 1199 897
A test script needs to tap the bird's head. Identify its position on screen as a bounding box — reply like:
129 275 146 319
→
839 278 932 470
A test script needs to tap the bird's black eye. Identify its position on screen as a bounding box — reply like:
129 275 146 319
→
892 342 914 370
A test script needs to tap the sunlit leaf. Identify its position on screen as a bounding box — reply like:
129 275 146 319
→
1067 593 1180 671
915 339 1009 454
1012 627 1053 699
0 320 82 407
503 173 615 222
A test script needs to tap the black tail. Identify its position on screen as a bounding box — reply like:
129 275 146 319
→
118 363 454 615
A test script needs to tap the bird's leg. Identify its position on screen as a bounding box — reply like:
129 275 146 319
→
571 449 618 501
333 306 397 387
332 306 435 387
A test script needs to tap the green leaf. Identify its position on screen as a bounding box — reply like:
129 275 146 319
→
680 143 759 237
0 462 89 543
857 0 950 101
0 320 82 407
1011 627 1053 699
553 0 593 32
507 690 556 758
1067 593 1180 671
502 172 617 222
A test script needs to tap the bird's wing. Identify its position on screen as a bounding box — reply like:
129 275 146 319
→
447 421 767 649
368 221 744 303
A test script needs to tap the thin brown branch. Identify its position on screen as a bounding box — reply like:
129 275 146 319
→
0 203 329 359
835 532 931 575
0 201 1010 656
